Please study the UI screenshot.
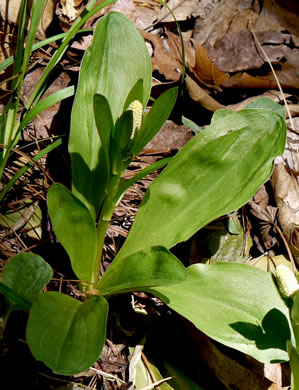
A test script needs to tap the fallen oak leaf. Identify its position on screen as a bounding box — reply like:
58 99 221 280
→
141 30 194 82
192 42 229 88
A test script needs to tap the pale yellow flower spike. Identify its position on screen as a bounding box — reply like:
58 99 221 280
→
127 100 143 138
276 265 299 298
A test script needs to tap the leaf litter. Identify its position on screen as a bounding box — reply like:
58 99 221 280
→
0 0 299 388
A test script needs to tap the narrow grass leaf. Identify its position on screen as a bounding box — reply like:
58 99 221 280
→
20 86 74 129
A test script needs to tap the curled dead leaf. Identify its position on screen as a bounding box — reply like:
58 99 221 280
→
185 75 224 112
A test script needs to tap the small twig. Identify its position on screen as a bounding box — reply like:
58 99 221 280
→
249 21 294 131
89 366 126 383
270 221 297 274
139 377 173 390
141 351 169 390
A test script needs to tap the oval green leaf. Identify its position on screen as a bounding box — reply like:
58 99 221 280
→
97 246 186 296
1 252 53 309
149 263 291 363
26 292 108 375
117 105 286 259
48 183 97 283
69 12 152 216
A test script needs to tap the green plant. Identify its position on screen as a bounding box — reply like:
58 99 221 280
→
0 0 116 203
0 10 294 383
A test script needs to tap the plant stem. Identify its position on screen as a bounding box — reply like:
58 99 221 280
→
93 174 120 283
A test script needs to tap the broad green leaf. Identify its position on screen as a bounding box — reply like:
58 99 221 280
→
69 12 151 216
130 87 178 157
148 263 291 363
48 183 97 283
117 106 286 259
26 292 108 375
97 246 186 296
1 252 53 309
123 79 144 111
245 97 285 119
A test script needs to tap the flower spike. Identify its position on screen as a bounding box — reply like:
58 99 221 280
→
276 264 299 298
127 100 143 138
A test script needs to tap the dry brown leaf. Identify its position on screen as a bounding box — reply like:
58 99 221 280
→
192 42 229 88
227 91 296 114
134 2 160 30
209 30 295 73
261 0 299 36
192 0 299 89
146 120 193 150
223 72 288 89
58 0 82 22
195 333 273 390
142 30 194 82
271 163 299 264
193 0 239 45
142 31 182 82
156 0 199 23
247 185 279 252
185 75 224 112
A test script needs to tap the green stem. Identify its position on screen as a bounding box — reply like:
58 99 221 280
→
93 175 120 283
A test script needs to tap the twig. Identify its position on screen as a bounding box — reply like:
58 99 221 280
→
249 21 294 131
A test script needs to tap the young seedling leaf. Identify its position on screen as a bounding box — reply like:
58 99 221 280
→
182 116 203 133
26 292 108 375
117 103 286 259
48 183 97 283
93 93 114 177
1 252 53 309
111 110 133 175
97 246 186 296
69 12 151 216
148 263 291 363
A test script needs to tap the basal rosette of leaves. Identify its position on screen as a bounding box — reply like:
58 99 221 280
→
1 11 294 377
